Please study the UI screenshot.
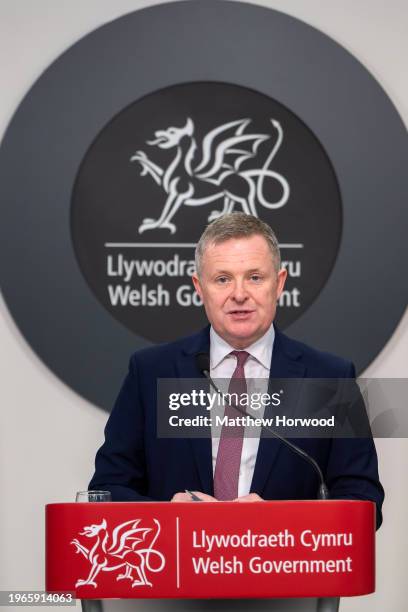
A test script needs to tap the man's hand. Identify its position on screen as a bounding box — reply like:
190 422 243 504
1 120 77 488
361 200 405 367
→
171 491 218 502
233 493 264 502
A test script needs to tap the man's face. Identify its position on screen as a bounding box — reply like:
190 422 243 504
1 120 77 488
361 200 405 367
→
192 235 287 349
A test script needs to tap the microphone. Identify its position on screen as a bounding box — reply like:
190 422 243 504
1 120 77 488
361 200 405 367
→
195 352 330 500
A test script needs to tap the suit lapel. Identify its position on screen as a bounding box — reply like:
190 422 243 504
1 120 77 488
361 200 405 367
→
250 328 306 495
175 327 213 495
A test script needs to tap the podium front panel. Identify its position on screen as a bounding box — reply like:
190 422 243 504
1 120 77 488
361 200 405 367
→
46 500 375 599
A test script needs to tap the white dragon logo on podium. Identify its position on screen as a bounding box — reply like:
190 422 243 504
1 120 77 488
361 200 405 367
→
71 518 165 588
130 118 290 234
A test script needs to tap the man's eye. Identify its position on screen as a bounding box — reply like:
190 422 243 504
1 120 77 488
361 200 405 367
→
216 276 229 284
250 275 262 282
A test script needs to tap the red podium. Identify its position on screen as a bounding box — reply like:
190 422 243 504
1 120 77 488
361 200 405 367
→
46 500 375 600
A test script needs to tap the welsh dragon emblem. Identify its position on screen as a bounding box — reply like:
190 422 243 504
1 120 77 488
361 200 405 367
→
130 117 290 234
71 518 165 588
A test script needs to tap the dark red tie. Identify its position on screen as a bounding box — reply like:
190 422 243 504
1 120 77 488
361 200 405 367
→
213 350 250 500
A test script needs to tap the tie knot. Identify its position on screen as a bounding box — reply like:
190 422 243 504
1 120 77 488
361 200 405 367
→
231 350 250 368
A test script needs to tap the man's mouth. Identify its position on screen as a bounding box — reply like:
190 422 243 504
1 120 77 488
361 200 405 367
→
227 309 255 319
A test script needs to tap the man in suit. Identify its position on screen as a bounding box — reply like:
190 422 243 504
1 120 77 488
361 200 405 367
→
89 213 384 527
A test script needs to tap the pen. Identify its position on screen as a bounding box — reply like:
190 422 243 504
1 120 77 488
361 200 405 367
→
185 489 203 501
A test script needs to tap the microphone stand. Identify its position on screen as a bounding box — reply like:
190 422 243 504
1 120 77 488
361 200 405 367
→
200 367 330 500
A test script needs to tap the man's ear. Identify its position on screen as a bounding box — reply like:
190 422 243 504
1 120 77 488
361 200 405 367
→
276 268 287 300
192 273 203 299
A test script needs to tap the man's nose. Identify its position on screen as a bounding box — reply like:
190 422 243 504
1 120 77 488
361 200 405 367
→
231 280 248 302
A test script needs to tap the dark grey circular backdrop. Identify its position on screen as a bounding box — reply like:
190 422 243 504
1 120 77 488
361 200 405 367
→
1 0 407 411
71 81 342 340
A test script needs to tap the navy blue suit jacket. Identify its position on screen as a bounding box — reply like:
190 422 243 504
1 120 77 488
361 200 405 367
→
89 326 384 527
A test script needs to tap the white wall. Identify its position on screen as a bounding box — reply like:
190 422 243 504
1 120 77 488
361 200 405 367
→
1 1 407 611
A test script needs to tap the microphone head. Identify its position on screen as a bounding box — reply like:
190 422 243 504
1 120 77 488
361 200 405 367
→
195 352 210 374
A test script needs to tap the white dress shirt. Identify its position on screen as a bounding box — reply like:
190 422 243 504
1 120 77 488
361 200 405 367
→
210 324 275 497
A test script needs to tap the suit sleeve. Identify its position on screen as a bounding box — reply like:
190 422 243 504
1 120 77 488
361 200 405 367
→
88 355 154 501
325 363 385 529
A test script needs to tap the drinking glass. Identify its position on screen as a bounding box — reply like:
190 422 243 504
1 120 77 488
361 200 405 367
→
75 490 111 502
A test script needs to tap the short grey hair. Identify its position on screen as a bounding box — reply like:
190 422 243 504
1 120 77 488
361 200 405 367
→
195 213 281 276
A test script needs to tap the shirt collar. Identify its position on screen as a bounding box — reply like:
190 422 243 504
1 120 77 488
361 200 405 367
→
210 323 275 370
